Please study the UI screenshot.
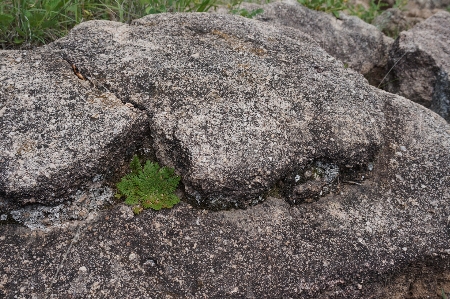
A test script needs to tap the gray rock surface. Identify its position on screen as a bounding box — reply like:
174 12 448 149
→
243 1 394 86
1 12 450 298
0 49 150 210
384 11 450 122
48 13 390 209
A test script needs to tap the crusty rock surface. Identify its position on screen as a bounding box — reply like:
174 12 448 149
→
0 49 149 210
49 13 388 209
0 12 450 298
384 11 450 122
2 12 449 210
241 1 394 85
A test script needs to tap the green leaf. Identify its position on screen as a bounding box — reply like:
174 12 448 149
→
0 13 14 27
196 0 212 12
129 154 142 175
13 37 24 44
45 0 63 12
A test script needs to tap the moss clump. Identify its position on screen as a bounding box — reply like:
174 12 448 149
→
116 155 181 214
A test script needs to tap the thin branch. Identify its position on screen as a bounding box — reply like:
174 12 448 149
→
378 51 407 89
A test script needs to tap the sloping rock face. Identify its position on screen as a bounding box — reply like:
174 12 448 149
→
48 13 389 209
0 49 149 210
244 1 394 86
385 11 450 122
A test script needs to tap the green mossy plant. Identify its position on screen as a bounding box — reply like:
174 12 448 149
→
116 155 181 214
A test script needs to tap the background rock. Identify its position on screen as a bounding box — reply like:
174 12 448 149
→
384 11 450 122
240 1 394 86
373 8 409 37
406 0 450 9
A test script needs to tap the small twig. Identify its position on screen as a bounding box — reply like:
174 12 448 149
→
378 51 407 89
44 224 84 298
342 180 362 185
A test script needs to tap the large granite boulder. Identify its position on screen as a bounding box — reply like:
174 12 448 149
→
0 50 149 211
0 12 450 298
384 11 450 122
1 12 449 211
239 1 394 86
48 13 389 210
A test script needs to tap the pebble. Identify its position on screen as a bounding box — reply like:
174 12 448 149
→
129 253 137 261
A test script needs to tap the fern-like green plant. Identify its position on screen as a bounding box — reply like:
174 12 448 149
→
116 155 181 214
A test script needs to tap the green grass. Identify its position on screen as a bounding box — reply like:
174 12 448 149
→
297 0 348 18
0 0 218 49
115 155 181 214
347 0 388 24
297 0 407 24
0 0 408 49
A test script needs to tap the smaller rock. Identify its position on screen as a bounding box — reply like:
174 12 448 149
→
143 259 157 267
79 266 87 272
384 11 450 122
235 1 394 85
373 8 409 37
406 0 450 9
129 253 137 261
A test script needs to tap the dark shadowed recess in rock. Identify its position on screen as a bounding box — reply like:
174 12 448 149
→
431 70 450 122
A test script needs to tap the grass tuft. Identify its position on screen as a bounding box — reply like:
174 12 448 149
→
0 0 218 49
297 0 348 18
297 0 407 25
